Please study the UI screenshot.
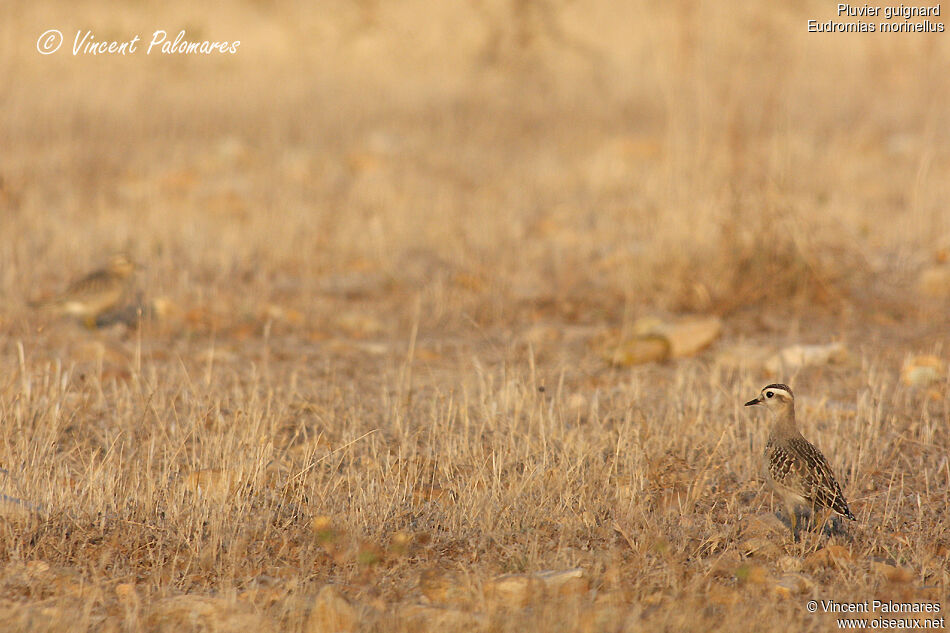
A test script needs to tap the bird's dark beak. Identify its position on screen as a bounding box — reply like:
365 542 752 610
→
744 397 761 407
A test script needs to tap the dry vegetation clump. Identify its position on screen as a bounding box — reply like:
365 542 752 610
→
1 1 949 632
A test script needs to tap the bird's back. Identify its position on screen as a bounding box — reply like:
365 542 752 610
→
766 433 855 520
38 268 128 317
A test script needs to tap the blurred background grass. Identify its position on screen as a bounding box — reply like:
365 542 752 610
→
2 0 948 329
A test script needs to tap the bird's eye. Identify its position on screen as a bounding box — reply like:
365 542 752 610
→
766 391 773 398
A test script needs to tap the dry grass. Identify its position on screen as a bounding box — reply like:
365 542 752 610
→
1 1 949 631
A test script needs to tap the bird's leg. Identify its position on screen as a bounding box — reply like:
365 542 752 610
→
817 507 833 536
787 502 799 541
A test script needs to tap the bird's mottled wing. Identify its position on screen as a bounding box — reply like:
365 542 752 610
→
771 436 855 520
64 269 116 299
767 441 803 493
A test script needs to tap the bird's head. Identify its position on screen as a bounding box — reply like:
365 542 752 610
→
744 383 794 413
107 254 139 277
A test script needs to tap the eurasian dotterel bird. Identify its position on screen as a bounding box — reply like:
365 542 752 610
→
745 384 855 537
32 254 138 326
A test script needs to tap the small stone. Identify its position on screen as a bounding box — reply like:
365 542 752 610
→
178 469 238 499
734 564 769 585
716 343 772 370
534 568 588 596
522 325 562 346
709 552 742 578
485 568 587 608
656 316 723 357
150 297 179 320
262 303 304 325
744 512 788 538
766 343 848 374
25 560 50 576
740 537 782 560
707 583 741 606
412 485 451 504
486 574 535 608
771 573 814 597
566 393 588 411
399 605 485 631
306 586 358 633
418 569 470 606
147 595 275 633
918 265 950 298
579 602 625 633
901 355 945 387
805 545 853 570
115 583 138 605
599 334 670 366
777 556 803 573
335 311 383 338
872 562 914 584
